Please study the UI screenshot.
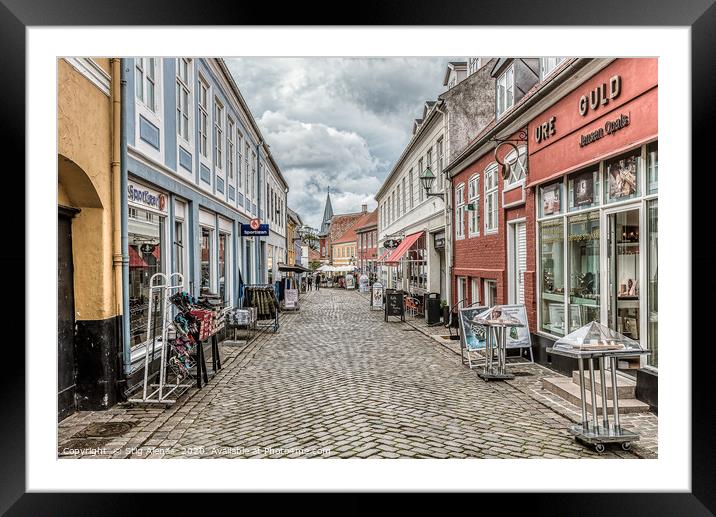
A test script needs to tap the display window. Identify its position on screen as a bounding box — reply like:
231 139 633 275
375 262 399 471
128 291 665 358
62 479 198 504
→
605 150 640 204
539 218 565 335
407 233 427 292
539 180 563 218
219 233 227 302
200 227 214 294
128 206 166 348
536 142 658 369
568 167 599 212
567 211 600 332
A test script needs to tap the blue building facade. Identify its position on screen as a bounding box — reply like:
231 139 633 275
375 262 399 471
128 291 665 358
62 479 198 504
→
121 57 276 382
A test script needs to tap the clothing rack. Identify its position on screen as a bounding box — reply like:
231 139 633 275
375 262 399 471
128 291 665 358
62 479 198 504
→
241 284 280 332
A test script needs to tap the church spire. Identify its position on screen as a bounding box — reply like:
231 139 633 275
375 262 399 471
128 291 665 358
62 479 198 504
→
320 187 334 235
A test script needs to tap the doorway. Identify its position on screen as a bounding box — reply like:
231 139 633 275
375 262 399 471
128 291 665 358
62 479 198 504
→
606 208 641 342
58 209 78 420
508 220 527 305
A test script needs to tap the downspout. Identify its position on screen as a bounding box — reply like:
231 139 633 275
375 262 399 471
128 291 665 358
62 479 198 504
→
435 101 452 307
257 140 263 283
119 59 131 375
110 58 126 378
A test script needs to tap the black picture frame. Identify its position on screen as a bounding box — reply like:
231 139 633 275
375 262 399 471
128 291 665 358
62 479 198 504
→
4 0 714 513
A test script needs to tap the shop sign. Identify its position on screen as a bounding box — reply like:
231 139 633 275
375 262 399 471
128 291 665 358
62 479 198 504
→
578 75 621 116
534 116 557 143
434 232 446 249
127 182 167 213
241 223 269 236
371 282 384 310
384 238 401 249
285 289 298 309
578 113 630 148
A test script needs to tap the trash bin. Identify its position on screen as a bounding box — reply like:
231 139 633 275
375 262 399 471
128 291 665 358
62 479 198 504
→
424 292 441 325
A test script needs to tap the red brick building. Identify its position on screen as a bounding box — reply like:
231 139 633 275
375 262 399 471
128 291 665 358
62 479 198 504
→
354 208 378 277
447 58 658 405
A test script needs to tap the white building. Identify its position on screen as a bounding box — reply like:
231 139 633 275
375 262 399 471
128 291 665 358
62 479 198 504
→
264 152 288 284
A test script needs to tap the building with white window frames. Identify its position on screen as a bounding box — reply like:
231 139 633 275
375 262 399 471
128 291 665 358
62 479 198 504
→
121 57 286 394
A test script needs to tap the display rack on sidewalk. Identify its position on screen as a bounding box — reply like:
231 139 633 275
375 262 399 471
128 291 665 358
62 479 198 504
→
128 273 224 405
241 284 280 332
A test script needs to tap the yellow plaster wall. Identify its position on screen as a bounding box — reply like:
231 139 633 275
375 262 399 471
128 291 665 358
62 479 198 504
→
58 58 118 321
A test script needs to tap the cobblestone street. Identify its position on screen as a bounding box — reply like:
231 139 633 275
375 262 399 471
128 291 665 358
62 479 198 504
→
59 288 654 459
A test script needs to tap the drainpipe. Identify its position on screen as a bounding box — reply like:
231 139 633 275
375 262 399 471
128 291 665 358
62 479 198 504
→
110 58 127 377
120 59 131 375
435 101 453 307
257 140 263 283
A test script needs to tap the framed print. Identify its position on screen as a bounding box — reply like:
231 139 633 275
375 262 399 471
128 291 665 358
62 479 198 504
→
7 0 713 512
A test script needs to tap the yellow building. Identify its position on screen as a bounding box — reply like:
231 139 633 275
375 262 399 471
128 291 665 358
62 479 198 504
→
58 58 122 419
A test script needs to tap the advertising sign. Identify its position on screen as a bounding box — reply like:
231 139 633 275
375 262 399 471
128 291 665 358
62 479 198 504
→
127 181 167 214
385 291 405 322
359 274 370 292
371 282 384 310
285 289 298 310
458 306 489 351
460 304 532 351
345 274 355 290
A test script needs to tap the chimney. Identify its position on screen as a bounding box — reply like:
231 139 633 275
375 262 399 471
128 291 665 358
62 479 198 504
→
361 204 367 213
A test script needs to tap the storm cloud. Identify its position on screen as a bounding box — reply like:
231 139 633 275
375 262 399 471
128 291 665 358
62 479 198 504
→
225 57 456 228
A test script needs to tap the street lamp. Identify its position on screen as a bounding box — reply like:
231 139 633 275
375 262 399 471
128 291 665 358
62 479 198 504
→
420 166 445 199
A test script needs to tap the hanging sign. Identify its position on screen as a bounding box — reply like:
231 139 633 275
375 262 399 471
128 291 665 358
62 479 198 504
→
241 222 270 236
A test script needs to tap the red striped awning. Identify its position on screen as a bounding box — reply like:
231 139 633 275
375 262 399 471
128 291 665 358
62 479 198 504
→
129 246 149 268
376 249 392 264
385 231 424 265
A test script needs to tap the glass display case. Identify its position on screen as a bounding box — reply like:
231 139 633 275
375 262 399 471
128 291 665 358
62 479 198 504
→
551 321 643 355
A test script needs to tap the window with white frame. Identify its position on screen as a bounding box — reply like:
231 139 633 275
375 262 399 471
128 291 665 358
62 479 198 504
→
250 151 257 200
214 99 224 168
409 168 414 208
455 183 465 239
540 57 566 80
469 58 481 75
135 58 158 112
471 278 480 305
437 138 444 190
496 64 514 118
396 184 401 218
227 118 235 181
244 142 250 196
504 145 528 185
237 131 243 188
198 78 209 158
176 58 191 142
484 164 499 233
418 158 424 202
402 177 407 214
468 174 480 236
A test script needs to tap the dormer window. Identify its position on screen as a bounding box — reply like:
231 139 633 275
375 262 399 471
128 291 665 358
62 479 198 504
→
496 64 514 119
540 57 566 80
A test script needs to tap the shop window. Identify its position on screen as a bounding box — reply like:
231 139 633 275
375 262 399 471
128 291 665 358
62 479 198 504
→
200 227 213 294
407 233 427 292
568 167 599 212
647 141 658 194
539 218 565 335
539 180 563 217
174 220 184 278
219 233 228 302
128 207 165 348
567 211 600 332
647 200 658 367
605 150 640 204
484 164 499 233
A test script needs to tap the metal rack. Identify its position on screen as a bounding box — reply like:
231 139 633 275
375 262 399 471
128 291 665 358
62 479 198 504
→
128 272 193 405
241 284 280 332
546 346 649 453
476 318 523 381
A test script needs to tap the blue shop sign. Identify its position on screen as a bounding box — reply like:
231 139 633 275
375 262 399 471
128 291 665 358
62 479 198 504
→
241 224 270 236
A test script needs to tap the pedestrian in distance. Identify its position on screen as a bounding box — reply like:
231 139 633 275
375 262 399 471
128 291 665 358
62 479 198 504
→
307 275 313 291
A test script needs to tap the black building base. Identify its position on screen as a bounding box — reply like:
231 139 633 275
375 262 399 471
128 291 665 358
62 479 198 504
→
636 368 658 413
72 315 122 412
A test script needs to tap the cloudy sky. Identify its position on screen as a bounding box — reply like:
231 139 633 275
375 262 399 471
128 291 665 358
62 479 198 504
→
225 58 457 229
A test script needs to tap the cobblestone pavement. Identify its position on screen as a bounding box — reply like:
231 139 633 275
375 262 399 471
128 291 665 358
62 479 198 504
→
59 288 651 459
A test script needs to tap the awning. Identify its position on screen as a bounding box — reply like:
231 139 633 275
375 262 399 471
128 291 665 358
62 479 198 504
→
278 263 312 273
385 231 424 265
376 249 392 264
129 246 149 268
